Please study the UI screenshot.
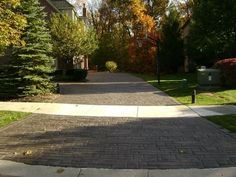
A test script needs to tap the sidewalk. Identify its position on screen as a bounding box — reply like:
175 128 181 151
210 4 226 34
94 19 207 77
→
0 102 235 118
1 160 236 177
189 105 236 116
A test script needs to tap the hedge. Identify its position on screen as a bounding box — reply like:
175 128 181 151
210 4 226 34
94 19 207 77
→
214 58 236 87
53 69 88 81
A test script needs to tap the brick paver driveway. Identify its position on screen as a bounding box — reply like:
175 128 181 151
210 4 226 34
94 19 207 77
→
1 72 236 170
55 72 178 105
1 114 236 169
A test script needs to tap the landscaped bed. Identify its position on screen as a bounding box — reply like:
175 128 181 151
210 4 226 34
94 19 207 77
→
135 73 236 105
206 114 236 133
8 93 59 103
0 111 30 128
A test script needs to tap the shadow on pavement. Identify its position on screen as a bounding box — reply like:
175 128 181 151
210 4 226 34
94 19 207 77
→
1 114 236 169
59 82 161 95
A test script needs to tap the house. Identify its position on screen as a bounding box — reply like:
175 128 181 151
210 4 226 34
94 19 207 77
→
39 0 78 20
48 0 78 20
38 0 60 20
39 0 89 70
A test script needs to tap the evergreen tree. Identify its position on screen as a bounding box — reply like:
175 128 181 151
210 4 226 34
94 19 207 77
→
160 7 184 73
7 0 55 96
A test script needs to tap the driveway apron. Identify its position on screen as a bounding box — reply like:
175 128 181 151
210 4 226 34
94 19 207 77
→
0 114 236 169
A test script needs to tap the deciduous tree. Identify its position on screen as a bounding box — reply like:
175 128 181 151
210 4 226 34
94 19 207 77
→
77 0 169 72
187 0 236 65
50 14 98 69
0 0 26 54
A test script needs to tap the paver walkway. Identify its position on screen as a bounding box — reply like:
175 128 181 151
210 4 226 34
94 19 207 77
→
54 72 178 105
1 114 236 169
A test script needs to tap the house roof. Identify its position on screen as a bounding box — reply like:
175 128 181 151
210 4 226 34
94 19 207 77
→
44 0 60 12
49 0 74 10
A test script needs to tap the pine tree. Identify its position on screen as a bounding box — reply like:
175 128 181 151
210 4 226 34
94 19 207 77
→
160 7 184 73
9 0 55 96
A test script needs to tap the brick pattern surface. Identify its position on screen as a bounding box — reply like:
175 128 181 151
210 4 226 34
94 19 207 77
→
1 114 236 169
54 72 178 105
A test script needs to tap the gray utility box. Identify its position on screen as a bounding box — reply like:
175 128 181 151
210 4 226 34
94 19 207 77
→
198 68 221 87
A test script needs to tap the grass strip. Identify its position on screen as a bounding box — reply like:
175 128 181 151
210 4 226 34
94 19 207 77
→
134 73 236 105
206 114 236 133
0 111 30 128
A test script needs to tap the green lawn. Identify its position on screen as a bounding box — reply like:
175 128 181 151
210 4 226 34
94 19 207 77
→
134 73 236 105
206 115 236 133
0 111 30 128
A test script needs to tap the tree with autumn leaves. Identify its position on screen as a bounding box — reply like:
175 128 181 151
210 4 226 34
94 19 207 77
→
0 0 26 54
67 0 186 73
89 0 167 73
89 0 236 73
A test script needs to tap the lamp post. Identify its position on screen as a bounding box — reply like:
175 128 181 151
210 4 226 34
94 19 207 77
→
156 38 160 84
137 34 161 84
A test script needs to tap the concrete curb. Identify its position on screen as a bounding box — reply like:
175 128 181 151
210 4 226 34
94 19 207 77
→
1 160 236 177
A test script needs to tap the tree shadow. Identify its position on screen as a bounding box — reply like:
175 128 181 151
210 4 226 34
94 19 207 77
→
1 115 236 169
58 72 175 95
59 82 160 95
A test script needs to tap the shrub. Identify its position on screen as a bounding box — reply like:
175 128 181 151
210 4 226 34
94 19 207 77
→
0 65 20 99
105 61 118 72
54 70 63 76
65 69 75 76
53 69 88 81
214 58 236 87
71 69 88 81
